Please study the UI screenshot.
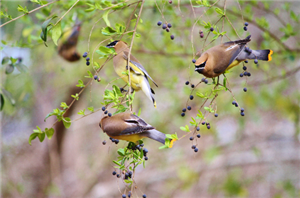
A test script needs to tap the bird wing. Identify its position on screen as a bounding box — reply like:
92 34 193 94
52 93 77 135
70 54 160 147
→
123 52 158 87
120 114 155 135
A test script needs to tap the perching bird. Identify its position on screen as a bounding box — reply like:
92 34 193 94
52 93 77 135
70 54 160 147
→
194 35 273 78
58 21 81 62
106 40 158 108
99 112 167 144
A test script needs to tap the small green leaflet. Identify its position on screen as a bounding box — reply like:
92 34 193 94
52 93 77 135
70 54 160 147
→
51 21 62 46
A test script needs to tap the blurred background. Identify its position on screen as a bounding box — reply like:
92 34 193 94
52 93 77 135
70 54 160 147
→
1 0 300 197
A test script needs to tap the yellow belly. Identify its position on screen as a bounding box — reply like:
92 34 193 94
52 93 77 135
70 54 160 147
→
226 60 242 71
115 65 143 91
109 134 145 142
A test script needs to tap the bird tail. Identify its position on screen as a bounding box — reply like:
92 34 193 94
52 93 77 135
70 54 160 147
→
143 129 166 144
252 49 273 61
140 77 156 108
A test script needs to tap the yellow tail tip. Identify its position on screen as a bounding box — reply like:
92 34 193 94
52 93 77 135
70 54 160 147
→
154 101 157 108
268 50 273 61
169 139 177 148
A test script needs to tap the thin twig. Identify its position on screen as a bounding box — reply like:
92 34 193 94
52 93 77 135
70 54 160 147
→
0 0 59 28
54 0 80 26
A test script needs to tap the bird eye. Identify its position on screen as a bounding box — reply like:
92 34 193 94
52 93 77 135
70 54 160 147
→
199 61 206 68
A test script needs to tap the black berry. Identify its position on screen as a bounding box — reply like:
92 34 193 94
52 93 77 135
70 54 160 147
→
102 140 106 145
117 174 120 178
201 121 206 125
143 148 148 153
244 71 248 76
112 171 116 175
94 75 98 80
197 134 201 138
239 73 243 77
241 108 244 112
194 148 199 152
192 59 196 63
167 23 172 28
83 52 88 58
102 106 106 111
104 110 108 114
247 72 251 76
254 59 258 64
192 145 196 149
191 84 195 88
122 194 126 198
185 81 189 85
181 112 185 117
115 139 119 144
187 106 192 110
157 21 162 26
144 156 148 160
196 126 200 131
244 22 249 26
86 61 90 66
244 60 248 63
243 26 247 31
143 194 147 198
190 136 194 141
204 79 208 84
214 113 218 117
232 101 236 105
108 113 112 117
243 66 247 71
241 112 245 116
200 32 204 38
182 108 186 112
162 24 167 29
86 57 90 61
166 28 170 32
243 87 247 92
210 27 214 31
207 125 211 129
190 95 194 100
170 35 175 40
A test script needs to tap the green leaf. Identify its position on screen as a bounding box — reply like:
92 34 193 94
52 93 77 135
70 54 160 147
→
5 64 14 74
117 148 125 156
17 5 29 14
76 79 85 88
45 128 54 140
1 56 9 65
102 10 110 27
60 102 68 109
15 63 28 73
85 3 95 12
113 160 121 166
63 117 71 129
77 109 85 115
85 71 93 78
0 93 4 111
101 26 117 36
215 8 224 15
28 133 39 145
1 88 15 106
137 108 142 116
180 125 190 132
87 106 94 112
40 15 57 44
38 133 45 142
51 21 62 46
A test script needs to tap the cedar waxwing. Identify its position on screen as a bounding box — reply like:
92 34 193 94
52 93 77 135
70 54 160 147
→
99 112 166 144
58 21 81 62
106 41 158 108
194 35 273 78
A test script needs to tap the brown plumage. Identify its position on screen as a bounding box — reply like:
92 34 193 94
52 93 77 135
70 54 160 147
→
99 112 166 144
194 35 273 78
58 23 81 62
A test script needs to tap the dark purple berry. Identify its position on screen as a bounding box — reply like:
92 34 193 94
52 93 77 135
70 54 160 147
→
144 156 148 160
243 26 247 31
115 139 119 144
192 145 196 149
239 73 244 77
86 57 90 61
122 194 126 198
167 23 172 28
187 106 192 110
142 194 147 198
170 35 175 40
120 87 124 92
104 110 108 114
254 59 258 64
190 136 194 141
243 87 247 92
166 28 170 32
232 101 236 105
190 95 194 100
201 121 206 125
200 32 204 38
241 108 244 112
181 112 185 117
162 24 167 29
108 113 112 117
244 22 249 26
192 59 196 63
196 126 200 131
210 27 214 31
241 112 245 116
182 108 186 112
157 21 162 26
194 148 199 152
247 72 251 77
102 140 106 145
235 103 239 107
185 81 189 85
112 171 116 175
197 134 201 138
86 61 90 66
244 60 248 63
244 71 248 76
201 78 206 82
117 174 120 178
83 52 88 58
204 79 208 84
243 66 247 71
191 84 195 88
94 75 98 80
214 113 218 117
207 125 211 129
206 122 210 126
143 148 148 153
102 106 106 111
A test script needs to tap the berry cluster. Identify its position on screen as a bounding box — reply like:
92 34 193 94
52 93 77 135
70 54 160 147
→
109 137 119 144
232 101 245 116
181 106 192 117
102 106 112 117
243 22 248 31
199 30 204 38
201 78 209 84
190 133 201 152
157 21 175 40
83 52 90 66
